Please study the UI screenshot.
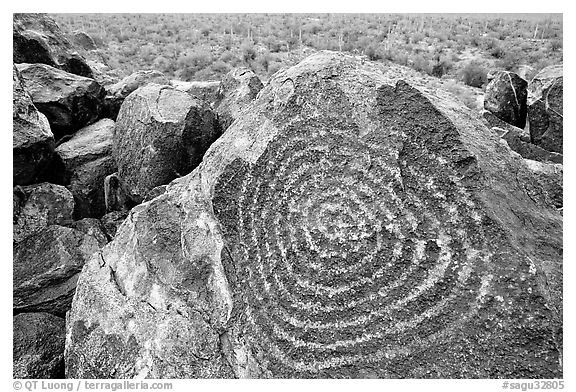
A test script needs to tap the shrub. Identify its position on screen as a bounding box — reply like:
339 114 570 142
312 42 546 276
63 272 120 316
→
461 61 487 88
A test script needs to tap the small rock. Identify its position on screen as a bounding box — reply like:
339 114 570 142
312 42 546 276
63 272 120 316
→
484 70 527 128
528 65 563 153
103 172 132 213
16 63 105 139
71 30 97 51
13 183 75 243
13 225 104 316
524 159 563 209
171 80 221 106
69 218 110 246
215 67 263 131
52 119 117 218
13 65 55 185
100 210 129 241
103 70 170 119
13 13 93 78
13 312 65 379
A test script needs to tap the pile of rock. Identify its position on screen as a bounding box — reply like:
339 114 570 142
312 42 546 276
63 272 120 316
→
65 51 562 379
12 13 262 379
12 14 563 380
482 67 563 209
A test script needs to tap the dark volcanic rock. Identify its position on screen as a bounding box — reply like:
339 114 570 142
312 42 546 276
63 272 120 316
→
16 63 105 139
484 70 527 128
13 13 93 78
528 65 563 153
103 172 132 213
13 66 55 186
113 83 219 203
14 225 105 317
482 111 562 164
52 119 117 218
69 218 110 246
71 30 97 50
103 70 171 119
13 182 75 243
13 312 65 379
171 80 221 106
66 52 562 379
523 160 563 209
100 210 129 241
215 67 263 131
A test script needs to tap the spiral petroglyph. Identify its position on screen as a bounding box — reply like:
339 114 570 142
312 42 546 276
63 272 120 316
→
213 118 495 377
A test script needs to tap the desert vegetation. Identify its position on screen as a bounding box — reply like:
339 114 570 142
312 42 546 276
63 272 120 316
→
51 13 562 86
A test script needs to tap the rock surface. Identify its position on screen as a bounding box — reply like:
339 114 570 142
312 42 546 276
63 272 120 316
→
523 159 563 209
13 66 55 186
103 70 171 119
71 30 97 51
484 71 527 128
52 119 117 218
13 312 66 379
100 210 129 241
113 83 219 203
16 63 105 139
103 172 132 213
13 13 93 78
528 66 563 153
215 67 263 131
171 80 221 106
66 52 562 379
14 225 106 317
13 183 75 243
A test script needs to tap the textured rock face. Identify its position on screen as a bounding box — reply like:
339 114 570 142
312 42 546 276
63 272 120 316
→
523 160 563 209
528 66 563 153
482 111 562 164
13 13 93 78
13 183 75 243
71 30 97 51
171 80 221 106
13 66 55 186
16 63 105 139
484 71 527 129
13 312 66 379
113 84 219 203
53 119 117 218
104 70 171 119
100 210 129 241
215 67 263 131
14 225 106 316
66 52 562 379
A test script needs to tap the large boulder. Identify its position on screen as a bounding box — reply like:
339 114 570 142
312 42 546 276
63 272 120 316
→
171 80 221 106
13 66 54 185
66 52 562 379
14 224 106 317
484 70 527 129
113 84 219 204
13 182 75 243
51 119 117 218
13 312 66 379
16 63 105 139
103 70 171 119
528 65 563 153
215 67 263 131
13 13 93 78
